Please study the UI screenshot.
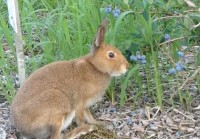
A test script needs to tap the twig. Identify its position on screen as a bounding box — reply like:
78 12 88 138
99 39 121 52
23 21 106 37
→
184 9 199 13
179 67 200 90
193 105 200 110
172 109 196 122
184 0 196 7
191 22 200 30
152 106 161 119
158 37 185 46
160 48 176 64
98 117 115 122
160 107 173 119
153 15 184 22
180 129 199 138
0 108 8 110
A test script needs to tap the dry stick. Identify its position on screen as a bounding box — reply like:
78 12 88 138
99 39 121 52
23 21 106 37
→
153 14 194 25
98 117 115 122
152 107 161 119
160 107 173 119
158 37 185 46
179 67 200 90
172 109 196 122
160 48 176 65
0 108 8 110
153 15 185 22
180 129 199 138
191 22 200 30
184 9 199 13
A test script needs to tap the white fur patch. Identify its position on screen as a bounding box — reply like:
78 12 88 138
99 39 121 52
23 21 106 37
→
61 110 75 131
110 65 127 77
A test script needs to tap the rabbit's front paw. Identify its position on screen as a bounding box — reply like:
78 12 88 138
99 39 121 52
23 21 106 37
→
64 124 97 139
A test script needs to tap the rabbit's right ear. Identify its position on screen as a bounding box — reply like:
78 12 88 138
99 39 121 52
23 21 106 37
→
93 18 108 50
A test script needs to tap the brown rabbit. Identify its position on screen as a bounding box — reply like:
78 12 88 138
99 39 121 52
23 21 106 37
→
11 19 129 139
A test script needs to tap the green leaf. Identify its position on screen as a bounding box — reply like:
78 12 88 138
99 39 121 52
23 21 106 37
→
142 9 149 21
177 0 184 5
123 0 129 5
143 0 147 9
111 10 134 45
166 0 177 9
120 65 140 107
147 0 154 4
184 15 194 30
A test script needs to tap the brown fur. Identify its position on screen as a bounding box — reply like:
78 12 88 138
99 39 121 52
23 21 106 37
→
11 19 129 139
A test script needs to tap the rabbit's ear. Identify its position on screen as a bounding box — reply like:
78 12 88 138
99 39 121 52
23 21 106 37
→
93 18 108 49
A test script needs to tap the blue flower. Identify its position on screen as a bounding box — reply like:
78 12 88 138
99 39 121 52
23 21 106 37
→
115 8 120 14
141 59 146 64
168 68 176 75
112 7 121 18
164 34 170 41
130 111 136 117
143 95 148 102
141 55 146 60
176 131 181 138
127 118 133 125
175 65 182 71
175 61 186 71
130 55 137 61
178 51 184 57
136 54 142 60
110 107 117 112
105 5 112 14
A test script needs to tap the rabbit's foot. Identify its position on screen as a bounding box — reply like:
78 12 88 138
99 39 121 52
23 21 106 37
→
64 124 97 139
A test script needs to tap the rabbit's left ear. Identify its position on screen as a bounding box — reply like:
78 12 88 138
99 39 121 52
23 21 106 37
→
93 18 108 49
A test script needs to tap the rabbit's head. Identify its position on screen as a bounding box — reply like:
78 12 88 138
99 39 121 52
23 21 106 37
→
90 19 129 77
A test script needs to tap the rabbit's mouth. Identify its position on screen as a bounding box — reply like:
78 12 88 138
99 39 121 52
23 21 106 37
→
110 72 123 77
110 69 128 77
110 64 128 77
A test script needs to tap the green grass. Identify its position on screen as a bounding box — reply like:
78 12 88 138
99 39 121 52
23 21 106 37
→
0 0 199 108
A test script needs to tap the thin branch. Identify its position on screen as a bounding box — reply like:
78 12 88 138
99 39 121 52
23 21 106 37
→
172 109 196 122
191 22 200 30
153 15 184 22
184 9 199 13
158 37 185 46
180 129 199 138
179 67 200 90
153 14 194 26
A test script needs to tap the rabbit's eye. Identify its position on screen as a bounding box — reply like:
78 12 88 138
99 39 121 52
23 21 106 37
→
108 51 115 59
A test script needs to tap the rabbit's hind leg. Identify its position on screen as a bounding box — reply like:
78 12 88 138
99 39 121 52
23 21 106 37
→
84 108 106 126
49 115 68 139
64 124 96 139
84 108 98 124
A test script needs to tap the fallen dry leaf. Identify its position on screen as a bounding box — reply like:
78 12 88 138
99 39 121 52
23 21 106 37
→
187 128 195 133
184 0 196 7
193 105 200 110
166 117 173 126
